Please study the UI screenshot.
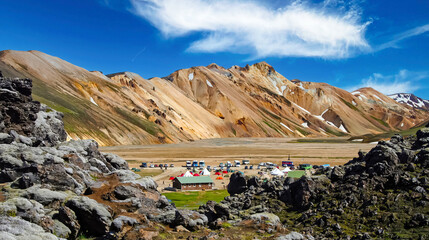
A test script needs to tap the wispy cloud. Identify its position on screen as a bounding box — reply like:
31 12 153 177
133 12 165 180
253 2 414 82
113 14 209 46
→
374 24 429 52
349 69 429 95
129 0 370 59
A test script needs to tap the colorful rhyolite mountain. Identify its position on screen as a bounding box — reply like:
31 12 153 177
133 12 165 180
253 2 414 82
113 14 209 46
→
0 50 427 146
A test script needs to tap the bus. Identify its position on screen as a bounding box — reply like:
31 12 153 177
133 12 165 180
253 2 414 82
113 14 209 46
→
282 161 294 167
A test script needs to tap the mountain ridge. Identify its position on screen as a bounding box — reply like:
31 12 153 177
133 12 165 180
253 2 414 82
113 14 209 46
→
388 93 429 111
0 50 427 146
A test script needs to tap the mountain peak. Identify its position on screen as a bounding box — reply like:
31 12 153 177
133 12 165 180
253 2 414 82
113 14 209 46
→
389 93 429 110
243 61 276 75
206 63 224 70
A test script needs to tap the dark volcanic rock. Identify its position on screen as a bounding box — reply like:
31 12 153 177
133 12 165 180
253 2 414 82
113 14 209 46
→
200 129 429 239
0 78 39 136
227 172 247 195
0 77 179 239
57 206 81 239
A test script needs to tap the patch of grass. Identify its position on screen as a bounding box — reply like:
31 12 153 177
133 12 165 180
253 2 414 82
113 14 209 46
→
231 127 236 136
135 169 163 178
260 108 281 120
292 138 349 143
162 190 229 210
221 222 232 229
114 107 159 136
255 122 269 135
77 234 94 240
340 97 359 111
263 120 281 134
370 116 389 128
325 127 348 137
295 127 310 136
351 120 428 143
32 78 113 143
287 170 306 178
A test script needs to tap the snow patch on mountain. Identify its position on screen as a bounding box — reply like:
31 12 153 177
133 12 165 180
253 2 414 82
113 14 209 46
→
206 80 213 87
294 103 311 115
389 93 429 110
90 97 98 106
280 122 293 133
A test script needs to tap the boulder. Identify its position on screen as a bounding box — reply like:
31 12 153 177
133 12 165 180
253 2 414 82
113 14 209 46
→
249 212 280 225
22 186 68 205
103 152 129 170
65 196 112 236
0 197 45 224
32 105 67 147
0 216 59 240
14 172 40 189
227 172 247 195
57 206 80 239
113 185 139 200
111 216 138 232
364 145 399 167
0 133 14 144
52 219 71 239
276 232 305 240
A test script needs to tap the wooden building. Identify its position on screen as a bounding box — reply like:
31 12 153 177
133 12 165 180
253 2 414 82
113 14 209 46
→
173 176 214 190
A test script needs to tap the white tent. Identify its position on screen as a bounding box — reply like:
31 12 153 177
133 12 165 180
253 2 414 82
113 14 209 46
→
200 168 210 176
183 171 194 177
282 167 292 173
271 168 284 176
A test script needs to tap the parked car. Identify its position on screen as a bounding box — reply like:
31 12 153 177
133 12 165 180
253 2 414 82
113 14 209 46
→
249 165 254 170
149 164 155 168
244 166 248 170
299 164 312 170
154 164 158 167
170 164 174 167
159 164 163 168
140 162 147 168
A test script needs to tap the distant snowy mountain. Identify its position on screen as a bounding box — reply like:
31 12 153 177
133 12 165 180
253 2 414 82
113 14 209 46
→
388 93 429 111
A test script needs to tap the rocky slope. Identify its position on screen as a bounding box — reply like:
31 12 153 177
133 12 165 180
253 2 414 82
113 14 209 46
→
389 93 429 111
0 50 427 146
0 77 211 239
200 125 429 239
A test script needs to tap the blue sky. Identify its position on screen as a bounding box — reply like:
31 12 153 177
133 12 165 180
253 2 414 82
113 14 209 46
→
1 0 429 99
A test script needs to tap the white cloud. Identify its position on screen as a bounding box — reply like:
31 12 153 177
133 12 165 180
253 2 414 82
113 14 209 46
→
375 24 429 52
130 0 370 58
349 69 428 95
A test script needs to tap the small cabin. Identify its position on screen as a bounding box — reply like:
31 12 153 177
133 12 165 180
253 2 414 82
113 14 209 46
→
173 176 214 190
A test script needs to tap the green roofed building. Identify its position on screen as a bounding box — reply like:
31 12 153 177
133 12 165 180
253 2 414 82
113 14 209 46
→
173 176 214 190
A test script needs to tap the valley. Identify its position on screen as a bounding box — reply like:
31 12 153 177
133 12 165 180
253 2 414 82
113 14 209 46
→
102 137 375 191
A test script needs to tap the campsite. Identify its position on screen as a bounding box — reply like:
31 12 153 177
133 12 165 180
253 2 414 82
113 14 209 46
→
102 137 374 192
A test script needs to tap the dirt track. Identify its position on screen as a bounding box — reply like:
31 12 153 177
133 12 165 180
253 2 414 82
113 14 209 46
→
101 138 375 190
